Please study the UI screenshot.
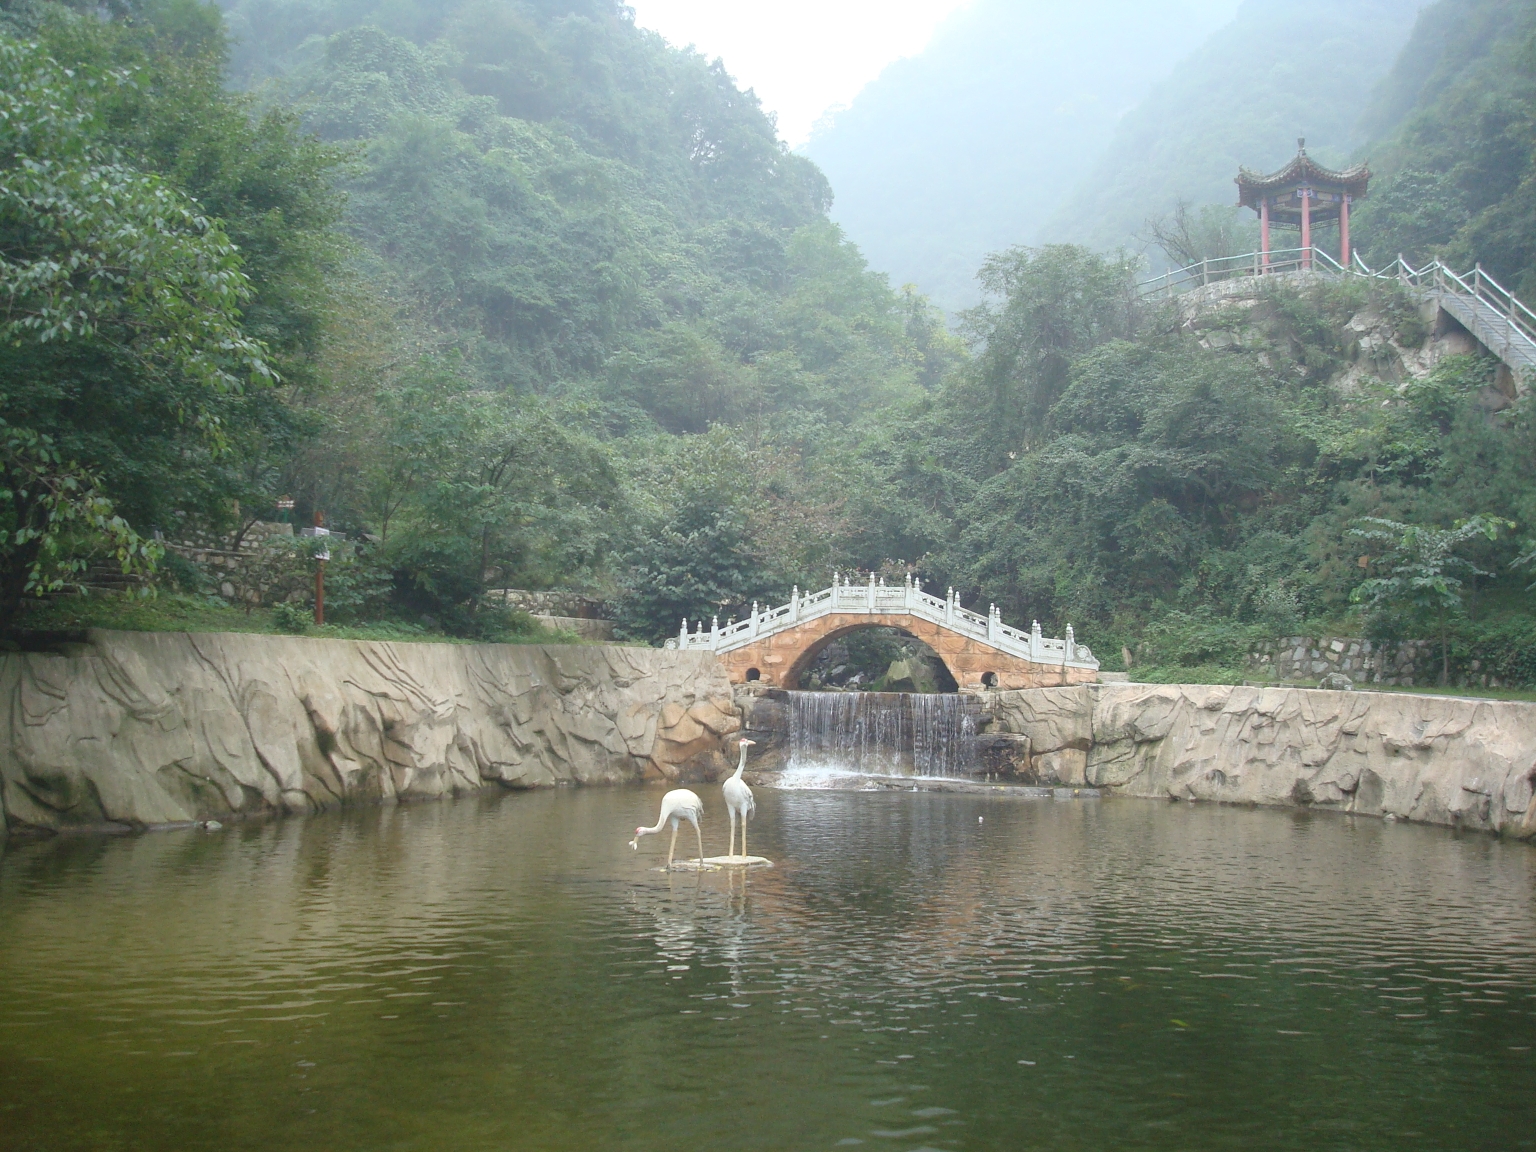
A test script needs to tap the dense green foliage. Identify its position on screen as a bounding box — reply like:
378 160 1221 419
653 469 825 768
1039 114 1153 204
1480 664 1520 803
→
0 0 929 638
1353 0 1536 293
4 0 1535 688
836 250 1536 683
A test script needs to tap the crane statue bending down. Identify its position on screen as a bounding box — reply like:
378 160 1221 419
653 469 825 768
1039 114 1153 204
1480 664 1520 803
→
723 738 756 860
630 789 707 870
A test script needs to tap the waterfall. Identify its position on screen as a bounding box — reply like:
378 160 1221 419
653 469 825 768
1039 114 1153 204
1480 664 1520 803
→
786 692 976 778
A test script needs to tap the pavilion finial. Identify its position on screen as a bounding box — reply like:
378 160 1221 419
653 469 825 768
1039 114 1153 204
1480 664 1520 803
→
1297 136 1305 153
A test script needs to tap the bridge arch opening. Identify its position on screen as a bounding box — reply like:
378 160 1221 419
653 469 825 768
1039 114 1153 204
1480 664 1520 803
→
791 625 959 693
981 671 998 688
745 667 761 682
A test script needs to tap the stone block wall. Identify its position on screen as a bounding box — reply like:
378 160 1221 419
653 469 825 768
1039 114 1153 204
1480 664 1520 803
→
1246 636 1437 686
163 519 304 602
487 589 611 620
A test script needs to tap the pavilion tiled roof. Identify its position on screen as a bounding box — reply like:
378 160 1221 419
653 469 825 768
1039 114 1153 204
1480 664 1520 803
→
1236 145 1370 209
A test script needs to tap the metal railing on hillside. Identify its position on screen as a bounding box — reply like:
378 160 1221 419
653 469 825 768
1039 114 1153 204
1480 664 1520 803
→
1138 247 1536 381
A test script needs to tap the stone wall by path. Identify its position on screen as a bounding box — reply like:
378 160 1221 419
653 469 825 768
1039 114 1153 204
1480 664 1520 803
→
987 683 1536 837
486 589 611 619
1246 635 1439 687
0 631 737 835
1246 635 1518 690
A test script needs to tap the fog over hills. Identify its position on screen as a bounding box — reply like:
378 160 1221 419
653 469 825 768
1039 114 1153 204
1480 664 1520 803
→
801 0 1242 313
1044 0 1427 257
805 0 1426 311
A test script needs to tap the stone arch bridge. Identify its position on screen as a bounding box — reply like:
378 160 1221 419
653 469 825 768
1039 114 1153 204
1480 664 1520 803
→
664 575 1100 691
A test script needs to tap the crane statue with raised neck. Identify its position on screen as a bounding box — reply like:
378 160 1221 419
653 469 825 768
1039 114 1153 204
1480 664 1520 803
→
630 788 707 871
722 738 756 860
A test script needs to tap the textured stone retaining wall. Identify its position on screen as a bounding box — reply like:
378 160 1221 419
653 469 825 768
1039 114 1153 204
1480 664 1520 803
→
0 631 736 835
987 683 1536 836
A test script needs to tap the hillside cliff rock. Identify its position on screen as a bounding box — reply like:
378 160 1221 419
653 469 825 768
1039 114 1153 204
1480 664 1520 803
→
1 631 738 834
990 683 1536 836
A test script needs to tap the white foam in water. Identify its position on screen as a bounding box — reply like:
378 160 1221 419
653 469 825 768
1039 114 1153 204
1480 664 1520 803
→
772 760 877 790
781 691 977 783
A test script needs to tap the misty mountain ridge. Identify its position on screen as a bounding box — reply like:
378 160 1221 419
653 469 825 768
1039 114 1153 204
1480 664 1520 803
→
806 0 1427 310
802 0 1244 313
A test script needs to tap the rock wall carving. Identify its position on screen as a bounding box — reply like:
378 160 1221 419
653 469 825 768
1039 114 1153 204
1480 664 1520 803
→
988 683 1536 836
0 631 737 834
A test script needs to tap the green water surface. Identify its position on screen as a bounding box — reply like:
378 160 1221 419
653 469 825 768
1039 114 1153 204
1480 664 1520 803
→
1 790 1533 1151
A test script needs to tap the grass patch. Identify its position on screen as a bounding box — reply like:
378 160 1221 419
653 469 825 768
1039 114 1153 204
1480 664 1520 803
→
1126 664 1247 686
11 592 598 647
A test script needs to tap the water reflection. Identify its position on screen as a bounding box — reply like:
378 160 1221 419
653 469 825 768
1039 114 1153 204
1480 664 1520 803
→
1 791 1534 1151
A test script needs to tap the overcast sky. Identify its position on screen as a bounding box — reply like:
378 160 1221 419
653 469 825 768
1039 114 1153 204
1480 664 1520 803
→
627 0 973 147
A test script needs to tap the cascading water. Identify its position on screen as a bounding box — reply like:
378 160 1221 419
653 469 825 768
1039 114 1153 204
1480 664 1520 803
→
786 691 977 778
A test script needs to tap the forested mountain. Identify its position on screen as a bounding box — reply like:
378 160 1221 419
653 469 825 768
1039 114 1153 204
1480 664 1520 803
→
0 0 955 633
1043 0 1424 257
802 0 1425 304
3 0 1534 688
801 0 1242 313
1351 0 1536 293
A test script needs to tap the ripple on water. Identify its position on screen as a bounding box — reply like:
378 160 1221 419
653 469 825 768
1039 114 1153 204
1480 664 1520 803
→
0 791 1534 1151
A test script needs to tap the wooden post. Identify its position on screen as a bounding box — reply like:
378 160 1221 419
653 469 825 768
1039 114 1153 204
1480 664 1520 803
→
1300 187 1311 269
1260 200 1270 271
1340 193 1351 270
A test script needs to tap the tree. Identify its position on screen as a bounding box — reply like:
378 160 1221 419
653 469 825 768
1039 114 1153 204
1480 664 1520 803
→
0 35 270 623
1140 199 1259 269
615 495 777 643
1349 513 1511 683
0 425 159 613
952 245 1140 473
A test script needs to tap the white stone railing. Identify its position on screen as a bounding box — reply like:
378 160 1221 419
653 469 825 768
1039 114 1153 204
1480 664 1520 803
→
663 573 1098 671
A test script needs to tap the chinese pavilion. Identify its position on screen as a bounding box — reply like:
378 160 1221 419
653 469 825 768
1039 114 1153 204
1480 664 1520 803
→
1236 138 1370 271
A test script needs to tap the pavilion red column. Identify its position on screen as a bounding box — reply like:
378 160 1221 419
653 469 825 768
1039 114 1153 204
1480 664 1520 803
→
1340 194 1351 269
1260 200 1270 270
1300 187 1312 269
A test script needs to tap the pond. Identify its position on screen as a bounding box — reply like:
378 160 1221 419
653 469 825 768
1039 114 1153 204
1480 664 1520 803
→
1 789 1533 1151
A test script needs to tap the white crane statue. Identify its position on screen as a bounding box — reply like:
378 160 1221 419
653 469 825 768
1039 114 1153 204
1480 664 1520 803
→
722 738 756 860
630 788 707 870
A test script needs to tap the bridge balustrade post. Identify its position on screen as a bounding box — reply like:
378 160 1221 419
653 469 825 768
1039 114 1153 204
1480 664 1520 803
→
791 586 799 621
1031 620 1042 661
987 605 997 642
711 616 719 648
750 602 759 638
946 588 955 623
680 618 689 648
867 573 876 612
1066 624 1076 662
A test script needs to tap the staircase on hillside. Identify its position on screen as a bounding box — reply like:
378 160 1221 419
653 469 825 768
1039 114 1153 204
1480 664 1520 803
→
1139 247 1536 391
